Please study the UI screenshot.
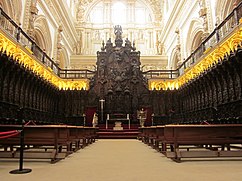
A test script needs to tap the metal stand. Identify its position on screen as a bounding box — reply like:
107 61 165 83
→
10 109 32 174
83 114 86 126
100 99 105 123
127 114 130 129
151 113 154 126
106 114 109 129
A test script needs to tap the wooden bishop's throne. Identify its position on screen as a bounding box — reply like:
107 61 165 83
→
88 25 150 130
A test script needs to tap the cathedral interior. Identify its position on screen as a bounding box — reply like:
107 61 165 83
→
0 0 241 127
1 0 242 179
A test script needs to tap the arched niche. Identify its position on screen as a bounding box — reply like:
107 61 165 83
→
216 0 237 22
0 0 22 23
34 15 52 56
59 48 70 69
170 48 181 70
186 19 204 56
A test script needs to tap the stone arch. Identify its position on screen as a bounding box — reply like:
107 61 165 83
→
170 47 181 70
0 0 13 18
12 0 22 23
83 0 155 24
59 48 69 69
34 15 52 55
0 0 22 23
186 19 204 56
216 0 237 23
139 0 157 22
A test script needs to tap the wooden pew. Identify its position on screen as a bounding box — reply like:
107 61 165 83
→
138 126 165 151
84 127 97 145
0 125 96 163
154 126 165 151
163 124 242 162
138 126 157 146
0 125 71 163
68 126 83 151
137 127 145 141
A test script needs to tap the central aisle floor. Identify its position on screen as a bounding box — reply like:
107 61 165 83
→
0 139 242 181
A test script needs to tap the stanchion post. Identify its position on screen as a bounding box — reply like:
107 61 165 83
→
10 108 32 174
99 99 105 123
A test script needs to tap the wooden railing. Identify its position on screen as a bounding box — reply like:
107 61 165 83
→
142 69 179 79
59 69 95 79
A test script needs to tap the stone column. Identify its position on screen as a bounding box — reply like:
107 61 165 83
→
199 0 209 40
27 0 38 40
104 0 111 24
56 25 63 65
156 30 163 55
127 0 135 23
175 28 182 67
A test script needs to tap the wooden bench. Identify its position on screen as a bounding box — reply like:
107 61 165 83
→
68 125 85 151
84 127 97 145
163 124 242 162
0 125 96 163
154 126 165 151
76 127 97 147
139 126 157 146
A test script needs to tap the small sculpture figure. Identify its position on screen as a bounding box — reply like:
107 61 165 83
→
92 112 98 127
114 25 123 37
137 108 146 127
125 38 131 48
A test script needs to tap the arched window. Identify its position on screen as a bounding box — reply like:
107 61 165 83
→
90 3 104 24
112 2 126 25
88 1 153 26
135 8 146 24
79 0 158 55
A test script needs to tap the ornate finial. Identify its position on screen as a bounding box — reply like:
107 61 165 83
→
114 25 123 37
101 40 105 51
114 25 123 47
132 40 136 51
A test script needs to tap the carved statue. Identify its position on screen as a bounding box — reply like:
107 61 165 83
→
92 112 98 127
156 41 164 55
114 25 123 47
125 38 131 48
137 108 147 127
114 25 122 37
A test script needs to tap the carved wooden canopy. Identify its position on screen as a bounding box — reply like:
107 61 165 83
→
88 25 150 115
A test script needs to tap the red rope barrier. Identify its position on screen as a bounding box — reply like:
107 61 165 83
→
200 121 210 125
0 131 20 139
0 130 18 136
25 120 36 126
0 119 36 140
